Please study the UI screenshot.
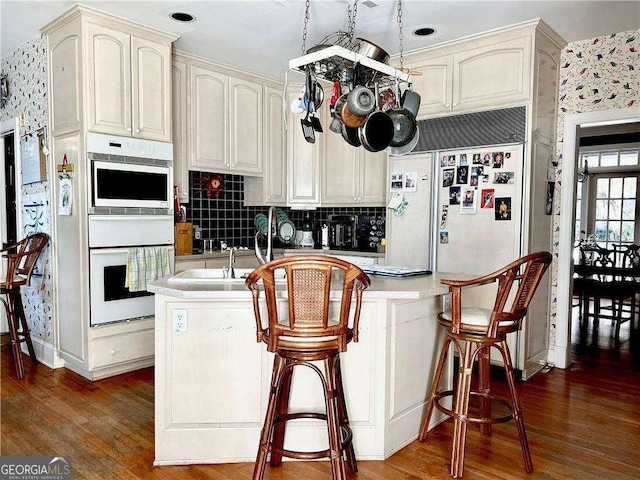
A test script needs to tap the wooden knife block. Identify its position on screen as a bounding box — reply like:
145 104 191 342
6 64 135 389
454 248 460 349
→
175 223 193 256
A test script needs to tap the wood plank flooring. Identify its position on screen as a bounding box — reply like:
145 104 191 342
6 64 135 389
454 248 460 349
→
1 319 638 480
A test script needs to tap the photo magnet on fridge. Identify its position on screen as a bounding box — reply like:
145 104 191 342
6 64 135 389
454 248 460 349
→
442 169 454 187
449 187 461 205
495 197 512 220
456 166 468 184
440 231 449 244
481 188 495 209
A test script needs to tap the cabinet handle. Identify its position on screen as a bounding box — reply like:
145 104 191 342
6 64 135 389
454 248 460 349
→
110 348 117 355
135 128 140 134
452 103 457 107
444 103 450 108
126 127 132 132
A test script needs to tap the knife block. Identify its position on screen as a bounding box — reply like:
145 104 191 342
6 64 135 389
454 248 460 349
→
175 223 193 256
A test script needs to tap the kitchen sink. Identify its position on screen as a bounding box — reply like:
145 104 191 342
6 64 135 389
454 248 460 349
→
168 268 287 284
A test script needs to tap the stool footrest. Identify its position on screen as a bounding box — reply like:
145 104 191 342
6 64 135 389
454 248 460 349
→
269 421 354 461
434 390 514 424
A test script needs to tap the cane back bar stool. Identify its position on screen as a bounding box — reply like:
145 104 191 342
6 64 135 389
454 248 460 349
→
418 251 552 478
0 233 49 378
245 255 370 480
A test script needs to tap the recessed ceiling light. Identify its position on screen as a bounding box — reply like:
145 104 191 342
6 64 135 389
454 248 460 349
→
170 12 195 23
413 27 436 37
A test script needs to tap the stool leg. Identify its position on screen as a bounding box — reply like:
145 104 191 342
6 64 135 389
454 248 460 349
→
253 354 286 480
270 358 293 466
4 295 25 379
324 355 347 480
478 346 492 436
498 340 533 473
335 356 357 472
451 340 474 479
419 336 452 441
15 292 37 362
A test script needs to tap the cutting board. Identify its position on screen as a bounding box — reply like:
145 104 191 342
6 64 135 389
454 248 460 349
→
175 223 193 256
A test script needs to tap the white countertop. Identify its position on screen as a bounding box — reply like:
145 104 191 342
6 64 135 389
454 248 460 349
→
175 248 385 261
148 271 471 300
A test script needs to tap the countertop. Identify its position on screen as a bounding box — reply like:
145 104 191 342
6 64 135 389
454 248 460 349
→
148 271 471 301
174 248 385 261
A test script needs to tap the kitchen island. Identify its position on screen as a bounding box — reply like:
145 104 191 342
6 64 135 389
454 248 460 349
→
149 271 461 465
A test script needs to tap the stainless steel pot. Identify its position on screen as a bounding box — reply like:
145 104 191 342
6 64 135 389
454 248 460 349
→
353 37 390 64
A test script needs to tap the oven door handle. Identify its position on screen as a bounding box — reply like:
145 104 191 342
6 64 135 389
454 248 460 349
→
90 246 175 256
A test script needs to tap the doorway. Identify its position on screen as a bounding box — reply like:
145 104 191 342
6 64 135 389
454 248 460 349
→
554 107 640 369
1 119 20 333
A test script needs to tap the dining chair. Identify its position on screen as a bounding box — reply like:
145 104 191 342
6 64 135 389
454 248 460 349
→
418 251 552 478
245 256 370 480
0 233 49 378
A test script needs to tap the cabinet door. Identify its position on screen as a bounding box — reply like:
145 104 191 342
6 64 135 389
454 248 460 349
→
453 36 531 111
358 149 387 206
229 77 262 174
131 36 172 142
321 103 359 205
287 89 321 206
172 59 189 203
189 65 228 171
255 86 287 204
86 23 131 136
407 53 453 118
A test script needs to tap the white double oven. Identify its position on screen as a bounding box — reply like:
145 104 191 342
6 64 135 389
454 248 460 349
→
87 133 175 326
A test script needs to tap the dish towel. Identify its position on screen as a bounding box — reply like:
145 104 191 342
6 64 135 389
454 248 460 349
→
125 247 171 292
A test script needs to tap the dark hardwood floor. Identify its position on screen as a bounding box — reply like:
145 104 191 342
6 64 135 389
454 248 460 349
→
1 314 638 480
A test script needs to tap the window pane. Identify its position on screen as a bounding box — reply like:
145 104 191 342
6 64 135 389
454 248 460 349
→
622 199 636 220
576 199 581 221
608 222 620 241
594 221 608 241
610 178 623 198
621 221 635 242
609 200 622 220
596 178 609 198
595 200 608 219
583 153 600 167
600 152 618 167
623 177 637 197
576 183 582 200
575 221 581 242
620 151 638 166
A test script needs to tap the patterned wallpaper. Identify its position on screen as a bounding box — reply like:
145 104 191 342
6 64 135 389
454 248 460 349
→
548 29 640 345
0 35 54 345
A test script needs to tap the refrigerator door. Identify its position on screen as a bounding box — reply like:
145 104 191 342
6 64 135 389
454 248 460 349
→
386 153 434 269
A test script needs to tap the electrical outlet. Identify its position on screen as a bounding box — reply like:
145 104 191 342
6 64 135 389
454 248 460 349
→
173 309 188 332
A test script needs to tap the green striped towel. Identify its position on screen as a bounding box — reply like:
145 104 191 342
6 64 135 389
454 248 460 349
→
125 247 171 292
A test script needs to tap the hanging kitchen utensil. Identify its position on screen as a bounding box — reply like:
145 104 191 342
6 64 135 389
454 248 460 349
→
301 67 315 143
400 85 421 118
311 111 323 132
352 37 390 64
340 63 367 128
386 79 417 148
347 85 376 116
330 93 347 133
358 84 394 152
341 123 361 147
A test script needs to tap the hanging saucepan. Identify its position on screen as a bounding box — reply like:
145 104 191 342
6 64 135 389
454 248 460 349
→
401 86 421 118
358 86 394 152
341 102 367 128
386 81 417 148
347 85 375 116
340 64 368 128
341 122 362 147
387 125 420 156
330 93 348 133
353 37 390 64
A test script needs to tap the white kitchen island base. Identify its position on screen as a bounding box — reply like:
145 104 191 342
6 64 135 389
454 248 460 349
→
149 273 458 465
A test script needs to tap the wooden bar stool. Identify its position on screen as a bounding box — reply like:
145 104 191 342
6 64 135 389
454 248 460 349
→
0 233 49 379
418 251 552 478
245 255 370 480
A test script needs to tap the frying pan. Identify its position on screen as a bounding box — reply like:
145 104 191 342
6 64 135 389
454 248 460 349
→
341 122 362 147
387 82 417 148
387 126 420 156
358 85 394 152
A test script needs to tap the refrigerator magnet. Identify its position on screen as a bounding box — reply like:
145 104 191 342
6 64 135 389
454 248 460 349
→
495 197 512 220
440 231 449 244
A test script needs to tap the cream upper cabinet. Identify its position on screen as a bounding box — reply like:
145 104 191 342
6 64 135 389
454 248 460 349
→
189 65 228 171
405 35 531 118
244 86 287 206
172 59 189 203
86 22 171 141
187 60 263 175
358 149 387 205
286 88 321 206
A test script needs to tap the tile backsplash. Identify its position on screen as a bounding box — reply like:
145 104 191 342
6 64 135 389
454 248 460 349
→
185 171 385 249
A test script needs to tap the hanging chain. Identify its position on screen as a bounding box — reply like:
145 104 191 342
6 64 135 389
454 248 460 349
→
301 0 311 55
397 0 404 70
347 0 359 44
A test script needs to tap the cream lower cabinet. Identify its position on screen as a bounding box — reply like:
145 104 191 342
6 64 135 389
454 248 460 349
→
405 32 532 118
85 21 173 141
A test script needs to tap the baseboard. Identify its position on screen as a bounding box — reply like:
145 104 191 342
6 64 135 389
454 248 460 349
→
24 336 66 369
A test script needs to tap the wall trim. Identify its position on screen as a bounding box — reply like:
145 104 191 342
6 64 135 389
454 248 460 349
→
25 336 65 369
555 106 640 369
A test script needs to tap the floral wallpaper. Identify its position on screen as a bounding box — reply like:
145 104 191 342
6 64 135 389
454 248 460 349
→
548 29 640 346
0 35 54 345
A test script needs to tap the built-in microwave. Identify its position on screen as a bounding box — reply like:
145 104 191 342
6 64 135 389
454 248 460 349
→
92 160 172 209
87 132 173 211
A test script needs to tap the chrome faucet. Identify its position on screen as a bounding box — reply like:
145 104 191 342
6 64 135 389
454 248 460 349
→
228 247 238 278
254 206 276 265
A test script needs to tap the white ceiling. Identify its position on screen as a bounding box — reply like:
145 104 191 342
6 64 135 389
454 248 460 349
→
2 1 639 80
